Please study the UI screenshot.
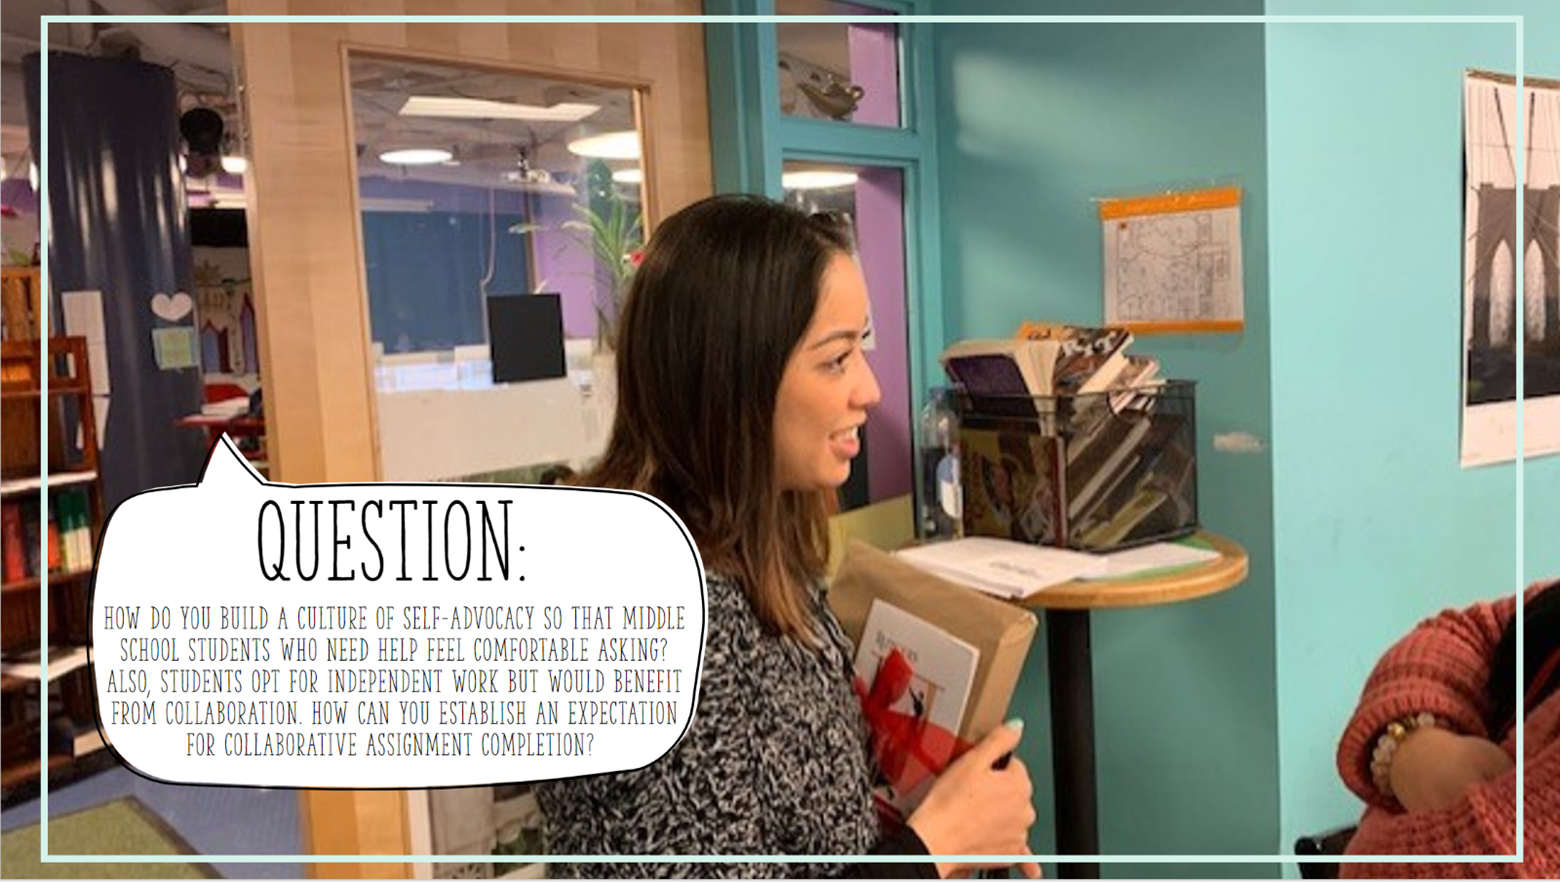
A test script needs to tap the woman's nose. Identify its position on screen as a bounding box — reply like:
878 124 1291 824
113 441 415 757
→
853 359 882 410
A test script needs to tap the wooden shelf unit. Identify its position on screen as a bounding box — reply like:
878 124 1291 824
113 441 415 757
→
0 336 108 798
1 266 41 343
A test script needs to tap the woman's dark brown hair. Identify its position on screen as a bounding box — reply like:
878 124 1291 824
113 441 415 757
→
1486 580 1560 736
580 195 855 640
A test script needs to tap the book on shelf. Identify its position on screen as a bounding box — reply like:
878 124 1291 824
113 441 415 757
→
895 537 1107 599
2 500 22 582
1072 451 1143 527
1065 411 1152 521
1137 431 1196 503
945 327 1164 408
1033 326 1134 396
0 488 90 582
1077 487 1171 548
1136 442 1197 534
1109 355 1165 408
1017 322 1168 397
1071 412 1190 530
940 338 1054 399
74 725 106 757
1 644 91 681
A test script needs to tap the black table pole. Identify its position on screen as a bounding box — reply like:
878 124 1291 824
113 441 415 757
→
1045 609 1100 879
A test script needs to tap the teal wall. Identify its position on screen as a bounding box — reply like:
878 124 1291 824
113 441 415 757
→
1264 1 1560 858
931 4 1279 875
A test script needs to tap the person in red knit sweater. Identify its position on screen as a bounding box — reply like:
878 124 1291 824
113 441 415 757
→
1335 581 1560 877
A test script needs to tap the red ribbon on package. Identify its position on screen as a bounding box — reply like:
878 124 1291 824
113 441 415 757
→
853 647 973 824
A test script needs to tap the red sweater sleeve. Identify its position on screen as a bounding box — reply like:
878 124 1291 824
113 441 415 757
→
1340 694 1560 878
1337 590 1523 810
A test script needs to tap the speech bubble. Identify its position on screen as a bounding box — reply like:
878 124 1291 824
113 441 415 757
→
90 437 706 789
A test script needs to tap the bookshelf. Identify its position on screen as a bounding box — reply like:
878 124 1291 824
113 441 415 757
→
0 336 109 796
1 266 41 342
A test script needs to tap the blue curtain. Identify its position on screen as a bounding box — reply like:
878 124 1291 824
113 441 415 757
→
26 52 207 512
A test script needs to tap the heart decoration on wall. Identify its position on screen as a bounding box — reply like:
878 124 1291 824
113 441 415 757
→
150 291 194 323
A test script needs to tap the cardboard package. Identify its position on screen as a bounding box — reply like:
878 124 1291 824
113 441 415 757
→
828 539 1039 744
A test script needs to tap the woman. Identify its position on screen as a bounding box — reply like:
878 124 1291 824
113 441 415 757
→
1335 581 1560 877
536 196 1039 878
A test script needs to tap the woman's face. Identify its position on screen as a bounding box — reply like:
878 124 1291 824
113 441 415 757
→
773 253 882 492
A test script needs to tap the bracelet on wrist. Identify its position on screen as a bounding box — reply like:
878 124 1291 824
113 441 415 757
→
1369 711 1442 800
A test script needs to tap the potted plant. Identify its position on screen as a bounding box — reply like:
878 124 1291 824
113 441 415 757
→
510 162 643 352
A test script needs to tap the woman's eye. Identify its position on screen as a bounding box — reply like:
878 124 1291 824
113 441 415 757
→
826 351 852 372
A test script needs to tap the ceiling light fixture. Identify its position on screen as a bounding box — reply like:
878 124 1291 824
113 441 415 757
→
566 130 640 160
379 147 454 166
781 170 859 190
361 197 435 213
611 168 644 185
400 96 601 123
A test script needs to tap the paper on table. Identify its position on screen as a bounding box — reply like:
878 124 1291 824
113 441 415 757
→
895 538 1108 600
1083 541 1221 580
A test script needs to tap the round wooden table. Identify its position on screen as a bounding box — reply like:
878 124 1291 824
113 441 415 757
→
1019 531 1247 877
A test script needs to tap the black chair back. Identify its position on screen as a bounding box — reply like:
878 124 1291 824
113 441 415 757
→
1294 825 1357 880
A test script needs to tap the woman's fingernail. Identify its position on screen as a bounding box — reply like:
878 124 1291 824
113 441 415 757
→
1006 718 1025 731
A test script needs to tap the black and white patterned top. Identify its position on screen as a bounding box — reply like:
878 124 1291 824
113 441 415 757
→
536 572 931 878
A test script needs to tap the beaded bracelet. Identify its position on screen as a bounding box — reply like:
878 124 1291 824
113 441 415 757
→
1369 711 1441 800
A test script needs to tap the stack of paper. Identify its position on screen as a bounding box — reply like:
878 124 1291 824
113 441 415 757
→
895 538 1108 600
201 396 251 417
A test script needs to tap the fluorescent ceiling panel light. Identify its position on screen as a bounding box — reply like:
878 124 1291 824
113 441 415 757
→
379 147 454 166
361 197 435 213
566 131 640 160
611 167 643 184
400 96 600 123
782 170 859 190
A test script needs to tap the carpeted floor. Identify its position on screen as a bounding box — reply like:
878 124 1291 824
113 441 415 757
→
1 797 217 879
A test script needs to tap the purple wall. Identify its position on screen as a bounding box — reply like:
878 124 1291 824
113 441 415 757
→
1 178 39 214
856 166 910 501
846 15 900 128
528 192 599 341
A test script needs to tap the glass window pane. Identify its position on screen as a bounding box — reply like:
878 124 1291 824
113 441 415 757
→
347 53 646 481
776 1 901 128
783 161 909 511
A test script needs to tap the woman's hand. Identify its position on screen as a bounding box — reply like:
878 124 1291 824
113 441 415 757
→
907 720 1042 879
1389 726 1513 812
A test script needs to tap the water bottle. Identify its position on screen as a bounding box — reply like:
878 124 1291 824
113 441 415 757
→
918 388 963 540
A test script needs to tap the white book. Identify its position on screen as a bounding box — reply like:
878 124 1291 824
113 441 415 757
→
854 599 981 738
895 538 1108 599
